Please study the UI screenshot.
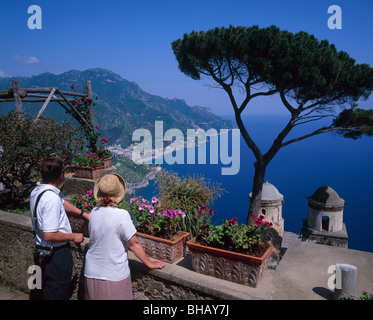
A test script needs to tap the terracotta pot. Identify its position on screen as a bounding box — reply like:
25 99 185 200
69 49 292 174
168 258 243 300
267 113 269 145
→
187 237 272 287
72 166 104 180
103 157 112 169
136 231 190 263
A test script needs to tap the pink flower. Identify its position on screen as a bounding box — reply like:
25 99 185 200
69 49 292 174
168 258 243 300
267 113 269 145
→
264 221 273 227
83 201 91 210
138 204 146 211
147 205 155 213
151 197 161 207
77 195 83 199
130 198 138 204
151 197 158 204
163 209 177 219
227 217 238 226
86 190 93 197
175 210 186 218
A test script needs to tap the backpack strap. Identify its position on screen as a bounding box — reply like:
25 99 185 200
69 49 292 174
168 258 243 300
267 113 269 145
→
32 189 55 238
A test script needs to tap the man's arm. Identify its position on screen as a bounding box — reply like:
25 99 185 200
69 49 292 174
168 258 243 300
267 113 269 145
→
44 231 84 244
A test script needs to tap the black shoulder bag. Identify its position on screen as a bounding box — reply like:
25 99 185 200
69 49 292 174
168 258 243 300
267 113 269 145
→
32 189 55 265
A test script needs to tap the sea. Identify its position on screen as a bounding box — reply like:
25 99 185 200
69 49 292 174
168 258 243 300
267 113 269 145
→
134 114 373 253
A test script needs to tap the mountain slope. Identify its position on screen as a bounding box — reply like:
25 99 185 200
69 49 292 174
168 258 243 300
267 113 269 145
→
0 68 235 147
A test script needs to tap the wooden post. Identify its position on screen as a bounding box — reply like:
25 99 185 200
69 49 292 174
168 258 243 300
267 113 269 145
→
86 80 95 128
12 80 23 118
34 87 56 122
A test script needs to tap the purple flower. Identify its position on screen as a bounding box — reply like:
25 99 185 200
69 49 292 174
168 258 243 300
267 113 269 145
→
138 204 146 211
130 198 138 204
162 209 175 219
86 190 93 197
147 205 155 213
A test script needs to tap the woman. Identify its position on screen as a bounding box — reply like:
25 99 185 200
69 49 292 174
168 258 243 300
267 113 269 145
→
84 174 165 300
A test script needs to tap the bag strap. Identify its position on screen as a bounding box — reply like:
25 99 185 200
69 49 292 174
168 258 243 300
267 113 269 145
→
32 189 55 238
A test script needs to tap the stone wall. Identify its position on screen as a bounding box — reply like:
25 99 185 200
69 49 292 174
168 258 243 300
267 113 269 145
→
0 210 241 300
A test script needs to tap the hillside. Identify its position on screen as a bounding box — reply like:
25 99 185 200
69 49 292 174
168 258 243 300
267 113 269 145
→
0 68 235 147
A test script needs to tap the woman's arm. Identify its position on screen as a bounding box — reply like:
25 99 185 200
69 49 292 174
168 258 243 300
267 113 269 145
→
127 235 165 270
63 200 90 221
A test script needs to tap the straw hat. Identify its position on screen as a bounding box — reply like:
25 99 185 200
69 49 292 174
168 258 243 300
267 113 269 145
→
94 174 126 205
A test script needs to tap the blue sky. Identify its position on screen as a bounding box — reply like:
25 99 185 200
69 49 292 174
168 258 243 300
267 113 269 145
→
1 0 372 116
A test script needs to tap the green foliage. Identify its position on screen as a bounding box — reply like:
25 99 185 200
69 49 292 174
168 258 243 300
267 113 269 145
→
129 196 186 240
154 169 224 236
0 112 84 203
66 98 99 151
172 25 373 106
172 25 373 220
69 190 96 211
73 152 103 168
96 147 111 159
194 207 272 254
341 291 373 300
333 108 373 138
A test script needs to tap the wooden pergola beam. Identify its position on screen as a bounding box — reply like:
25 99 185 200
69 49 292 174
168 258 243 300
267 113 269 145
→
1 80 97 141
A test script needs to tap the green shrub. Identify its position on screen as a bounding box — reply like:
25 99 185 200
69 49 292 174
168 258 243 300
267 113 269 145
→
0 112 84 205
154 169 224 236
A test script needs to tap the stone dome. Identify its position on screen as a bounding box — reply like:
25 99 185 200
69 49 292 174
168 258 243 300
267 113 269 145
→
308 185 345 209
251 182 283 201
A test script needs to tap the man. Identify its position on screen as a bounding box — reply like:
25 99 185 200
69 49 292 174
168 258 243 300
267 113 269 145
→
30 157 89 300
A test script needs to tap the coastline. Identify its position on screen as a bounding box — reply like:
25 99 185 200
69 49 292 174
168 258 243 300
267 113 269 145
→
125 166 161 195
109 129 231 195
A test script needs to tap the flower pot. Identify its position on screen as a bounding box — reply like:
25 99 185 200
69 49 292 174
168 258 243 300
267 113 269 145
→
187 237 273 287
103 157 112 169
72 166 104 180
136 231 190 263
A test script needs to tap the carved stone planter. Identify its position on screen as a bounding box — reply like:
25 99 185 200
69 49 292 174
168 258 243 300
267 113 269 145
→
136 231 190 263
103 157 112 169
72 166 104 180
187 237 272 287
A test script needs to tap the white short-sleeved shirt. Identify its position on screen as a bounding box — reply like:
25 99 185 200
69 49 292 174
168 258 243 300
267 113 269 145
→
30 183 72 247
84 207 137 281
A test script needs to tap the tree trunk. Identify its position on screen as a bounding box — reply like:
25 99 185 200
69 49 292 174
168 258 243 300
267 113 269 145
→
246 161 267 224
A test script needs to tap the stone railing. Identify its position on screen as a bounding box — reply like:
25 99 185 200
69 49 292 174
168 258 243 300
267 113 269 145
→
0 210 263 300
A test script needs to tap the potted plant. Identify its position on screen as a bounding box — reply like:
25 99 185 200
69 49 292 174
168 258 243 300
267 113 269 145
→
187 207 273 287
130 196 190 263
96 145 112 169
72 152 104 180
68 189 96 236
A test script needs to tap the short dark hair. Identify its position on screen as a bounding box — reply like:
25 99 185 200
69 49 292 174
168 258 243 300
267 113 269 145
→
41 157 64 182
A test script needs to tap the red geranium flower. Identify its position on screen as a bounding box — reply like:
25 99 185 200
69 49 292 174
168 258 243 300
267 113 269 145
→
227 217 238 226
102 137 108 143
104 197 111 204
